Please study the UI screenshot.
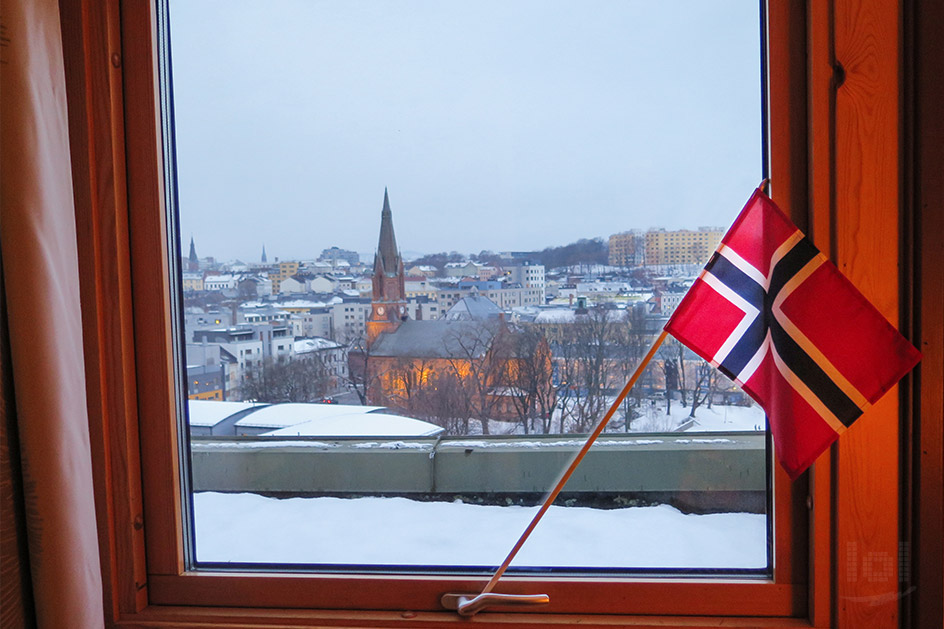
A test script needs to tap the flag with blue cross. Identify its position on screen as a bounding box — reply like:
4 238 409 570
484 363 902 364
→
664 187 921 479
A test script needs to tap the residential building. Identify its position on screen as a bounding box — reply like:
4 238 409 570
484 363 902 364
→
203 273 237 291
442 260 481 278
608 230 644 267
405 264 437 277
181 271 204 291
288 307 333 339
271 260 300 294
504 261 546 303
644 227 724 267
332 298 371 342
319 246 360 266
293 336 349 390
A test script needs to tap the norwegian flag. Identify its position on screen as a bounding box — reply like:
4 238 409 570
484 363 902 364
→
664 188 921 480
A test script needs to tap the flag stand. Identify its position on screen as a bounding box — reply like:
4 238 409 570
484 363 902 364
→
441 329 669 617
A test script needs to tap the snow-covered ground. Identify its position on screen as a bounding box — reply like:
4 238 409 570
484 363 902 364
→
194 492 766 570
465 402 765 436
634 401 766 433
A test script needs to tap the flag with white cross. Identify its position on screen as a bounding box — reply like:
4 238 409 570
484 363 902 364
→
664 188 920 479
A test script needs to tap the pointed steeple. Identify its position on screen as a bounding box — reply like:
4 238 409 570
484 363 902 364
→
261 244 267 263
188 235 198 264
375 188 401 277
368 188 408 346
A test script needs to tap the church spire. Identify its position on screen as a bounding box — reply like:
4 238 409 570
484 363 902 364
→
375 187 401 276
368 188 407 346
261 244 267 263
188 235 198 270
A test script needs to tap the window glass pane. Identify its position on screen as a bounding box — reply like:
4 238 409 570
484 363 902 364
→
168 0 767 574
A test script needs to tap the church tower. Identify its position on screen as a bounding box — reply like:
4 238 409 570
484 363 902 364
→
188 235 198 271
367 188 408 346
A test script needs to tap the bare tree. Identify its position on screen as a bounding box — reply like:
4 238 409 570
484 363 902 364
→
499 326 555 434
343 331 389 406
414 371 475 435
383 357 437 417
442 321 506 435
241 354 331 403
554 306 616 433
687 360 718 418
611 306 651 431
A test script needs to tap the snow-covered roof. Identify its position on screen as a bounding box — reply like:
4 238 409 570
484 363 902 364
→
533 308 627 324
261 412 444 437
294 338 342 354
444 295 502 321
533 309 577 323
234 403 388 429
188 400 269 427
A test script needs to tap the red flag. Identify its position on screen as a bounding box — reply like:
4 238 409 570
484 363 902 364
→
664 188 921 480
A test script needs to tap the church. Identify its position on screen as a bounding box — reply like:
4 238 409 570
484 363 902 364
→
362 191 552 430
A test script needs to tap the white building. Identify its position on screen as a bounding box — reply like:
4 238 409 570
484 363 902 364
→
191 328 264 400
278 275 308 295
204 274 237 291
505 262 546 303
306 275 337 293
443 261 482 278
331 300 371 342
288 308 333 339
293 337 348 389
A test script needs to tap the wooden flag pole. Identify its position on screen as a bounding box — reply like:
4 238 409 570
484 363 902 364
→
445 329 670 616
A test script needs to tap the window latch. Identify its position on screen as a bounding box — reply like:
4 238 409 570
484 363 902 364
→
440 592 550 616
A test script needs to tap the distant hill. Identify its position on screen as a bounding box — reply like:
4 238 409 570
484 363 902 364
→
532 238 608 270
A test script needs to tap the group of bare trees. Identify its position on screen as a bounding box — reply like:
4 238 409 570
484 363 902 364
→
552 305 652 433
240 354 332 403
350 321 557 436
658 338 719 419
342 305 729 436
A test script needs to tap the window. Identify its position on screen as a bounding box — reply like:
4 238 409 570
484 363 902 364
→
68 0 914 624
165 0 780 591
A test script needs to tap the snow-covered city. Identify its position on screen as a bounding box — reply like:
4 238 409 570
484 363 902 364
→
183 192 769 572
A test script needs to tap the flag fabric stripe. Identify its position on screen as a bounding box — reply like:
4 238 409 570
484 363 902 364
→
771 258 874 413
768 315 863 426
704 254 766 377
768 236 818 297
664 187 921 480
769 344 849 436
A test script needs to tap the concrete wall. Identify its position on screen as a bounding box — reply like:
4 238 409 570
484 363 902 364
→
191 432 766 512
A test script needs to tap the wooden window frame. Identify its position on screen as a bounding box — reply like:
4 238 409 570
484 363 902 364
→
62 0 910 626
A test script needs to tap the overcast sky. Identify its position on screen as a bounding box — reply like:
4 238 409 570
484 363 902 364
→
169 0 762 263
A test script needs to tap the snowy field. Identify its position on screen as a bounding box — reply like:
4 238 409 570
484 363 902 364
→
465 402 766 436
194 492 767 570
639 402 766 433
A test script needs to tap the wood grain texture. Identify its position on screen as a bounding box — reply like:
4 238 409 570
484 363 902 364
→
911 0 944 625
767 0 813 595
119 0 186 581
114 606 816 629
831 0 902 627
804 3 835 627
59 0 149 618
147 573 803 618
116 607 816 629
